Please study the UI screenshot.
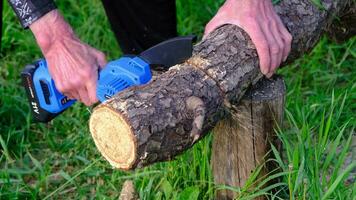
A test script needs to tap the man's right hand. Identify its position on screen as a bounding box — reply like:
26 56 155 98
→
30 10 107 106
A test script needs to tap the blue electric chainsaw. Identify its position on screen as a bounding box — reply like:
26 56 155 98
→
21 36 196 123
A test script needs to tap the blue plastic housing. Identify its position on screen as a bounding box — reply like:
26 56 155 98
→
32 56 151 115
33 59 76 113
96 56 152 102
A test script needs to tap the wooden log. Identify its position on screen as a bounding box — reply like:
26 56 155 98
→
89 0 350 170
212 76 285 200
326 0 356 43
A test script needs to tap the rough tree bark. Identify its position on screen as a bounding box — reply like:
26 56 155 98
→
325 0 355 43
212 76 285 200
89 0 351 170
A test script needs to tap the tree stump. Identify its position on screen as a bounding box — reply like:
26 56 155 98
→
212 76 285 200
119 180 139 200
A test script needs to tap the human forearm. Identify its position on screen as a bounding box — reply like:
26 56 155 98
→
29 9 74 53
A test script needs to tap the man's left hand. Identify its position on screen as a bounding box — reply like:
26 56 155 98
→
204 0 292 78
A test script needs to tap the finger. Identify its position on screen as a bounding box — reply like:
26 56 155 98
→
204 14 230 39
204 16 219 39
243 22 271 75
63 92 74 100
276 17 292 62
69 91 80 102
67 90 80 101
78 88 91 106
269 19 284 72
95 51 107 69
280 27 292 62
260 20 280 74
86 73 98 104
266 72 274 78
55 81 74 99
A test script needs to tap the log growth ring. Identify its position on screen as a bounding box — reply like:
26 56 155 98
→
89 107 136 169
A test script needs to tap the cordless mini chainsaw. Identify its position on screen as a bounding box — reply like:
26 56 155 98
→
21 36 196 123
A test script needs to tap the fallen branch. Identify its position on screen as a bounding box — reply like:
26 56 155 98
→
89 0 351 170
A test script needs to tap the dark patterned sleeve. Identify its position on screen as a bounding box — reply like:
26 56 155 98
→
8 0 57 28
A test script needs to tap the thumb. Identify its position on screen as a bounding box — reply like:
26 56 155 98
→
95 51 107 69
204 14 238 40
204 15 225 40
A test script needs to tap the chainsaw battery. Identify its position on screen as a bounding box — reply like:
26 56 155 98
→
21 59 75 122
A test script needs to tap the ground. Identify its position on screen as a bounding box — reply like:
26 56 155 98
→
0 0 355 199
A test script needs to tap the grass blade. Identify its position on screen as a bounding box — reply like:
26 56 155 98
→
321 162 356 200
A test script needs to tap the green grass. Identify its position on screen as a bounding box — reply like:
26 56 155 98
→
0 0 355 199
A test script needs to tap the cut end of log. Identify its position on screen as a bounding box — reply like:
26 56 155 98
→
89 106 136 169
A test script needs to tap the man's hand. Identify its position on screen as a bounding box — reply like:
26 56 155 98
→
30 10 107 106
204 0 292 77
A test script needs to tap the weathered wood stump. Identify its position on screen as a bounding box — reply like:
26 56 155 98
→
119 180 139 200
212 76 285 200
